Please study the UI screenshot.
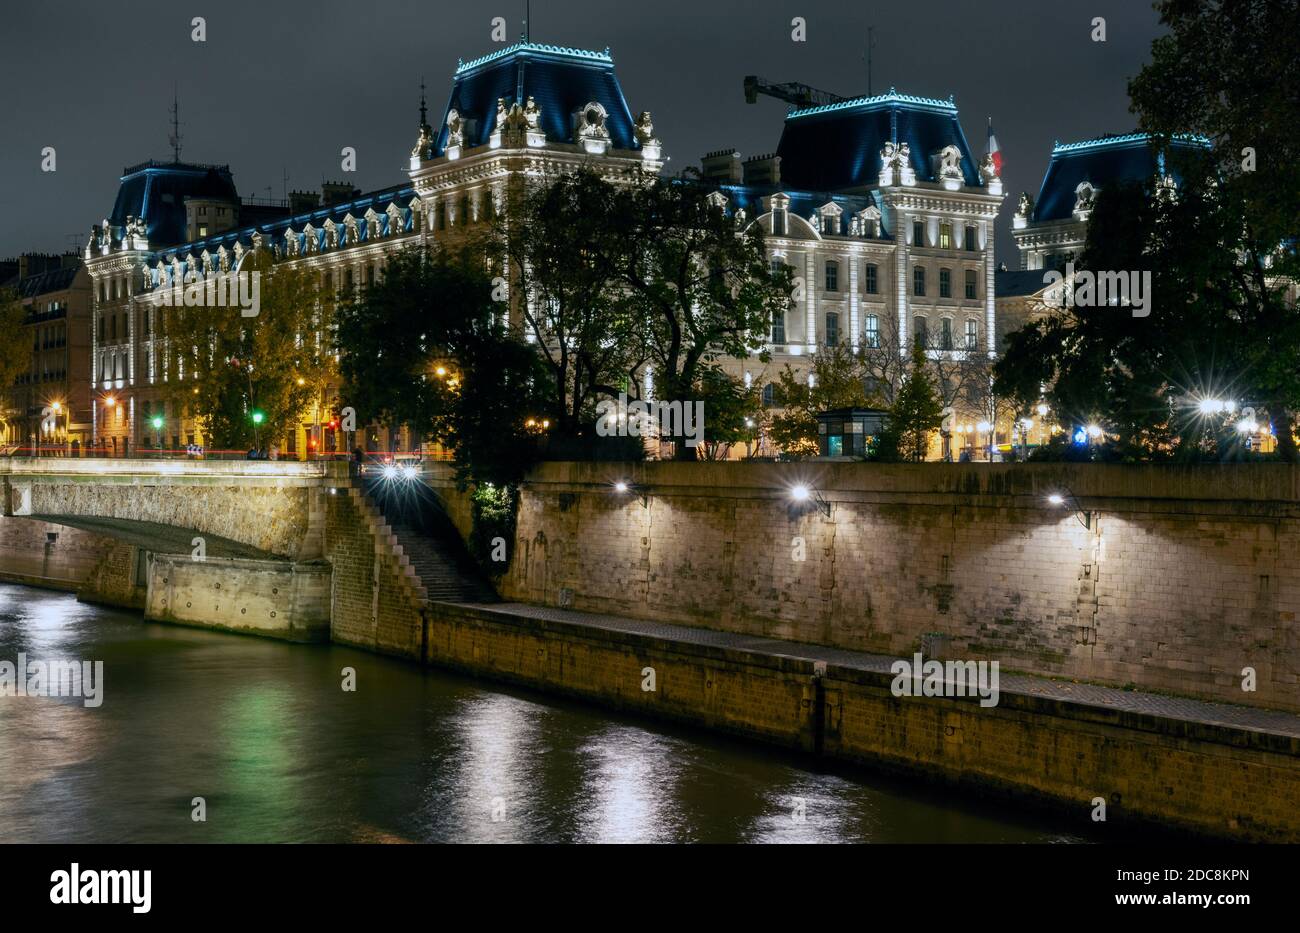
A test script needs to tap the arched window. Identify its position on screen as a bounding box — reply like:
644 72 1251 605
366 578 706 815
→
914 316 928 349
762 383 776 407
939 268 952 298
965 319 978 350
965 269 978 300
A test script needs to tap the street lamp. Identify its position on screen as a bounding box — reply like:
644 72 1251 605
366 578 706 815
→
976 420 993 461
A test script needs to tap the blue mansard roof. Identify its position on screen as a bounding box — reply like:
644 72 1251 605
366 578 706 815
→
1031 132 1211 223
148 183 419 281
775 89 982 192
432 41 639 155
109 161 242 249
714 184 889 238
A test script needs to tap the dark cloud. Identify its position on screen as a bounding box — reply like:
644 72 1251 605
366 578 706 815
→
0 0 1162 263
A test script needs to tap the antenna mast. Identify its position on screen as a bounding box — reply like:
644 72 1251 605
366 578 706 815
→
168 89 183 162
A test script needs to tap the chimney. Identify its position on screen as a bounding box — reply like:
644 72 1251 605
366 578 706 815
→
743 154 781 186
700 149 743 184
321 181 361 206
289 189 321 215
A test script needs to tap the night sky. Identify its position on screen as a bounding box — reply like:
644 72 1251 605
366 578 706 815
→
0 0 1164 263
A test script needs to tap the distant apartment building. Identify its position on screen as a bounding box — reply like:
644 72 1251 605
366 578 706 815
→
0 253 92 453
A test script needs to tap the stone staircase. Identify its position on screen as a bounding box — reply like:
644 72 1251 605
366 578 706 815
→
354 473 497 606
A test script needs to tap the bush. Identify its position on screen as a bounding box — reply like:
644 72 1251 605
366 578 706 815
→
468 482 518 576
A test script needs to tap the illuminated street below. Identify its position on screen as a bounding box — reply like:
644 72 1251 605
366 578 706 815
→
0 583 1101 843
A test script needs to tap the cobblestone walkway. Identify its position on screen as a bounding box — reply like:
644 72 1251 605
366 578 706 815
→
453 601 1300 740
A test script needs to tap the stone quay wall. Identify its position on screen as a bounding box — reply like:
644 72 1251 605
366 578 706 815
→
474 462 1300 713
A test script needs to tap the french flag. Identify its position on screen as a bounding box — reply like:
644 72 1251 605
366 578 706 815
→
988 119 1003 175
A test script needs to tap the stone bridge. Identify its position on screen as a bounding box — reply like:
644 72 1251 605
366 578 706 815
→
0 458 458 649
0 458 329 559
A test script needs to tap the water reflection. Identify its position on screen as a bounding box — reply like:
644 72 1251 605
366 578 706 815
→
0 584 1085 844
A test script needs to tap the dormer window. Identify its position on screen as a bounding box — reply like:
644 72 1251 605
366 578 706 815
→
767 193 791 237
856 206 882 238
575 101 611 154
817 201 843 236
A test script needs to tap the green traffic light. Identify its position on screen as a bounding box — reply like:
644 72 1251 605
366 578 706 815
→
151 416 164 430
252 411 265 425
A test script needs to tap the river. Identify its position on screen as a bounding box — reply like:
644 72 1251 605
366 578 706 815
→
0 583 1090 843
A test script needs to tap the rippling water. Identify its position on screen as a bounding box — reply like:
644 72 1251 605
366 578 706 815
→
0 583 1088 843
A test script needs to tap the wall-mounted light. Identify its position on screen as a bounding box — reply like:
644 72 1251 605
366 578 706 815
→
612 480 648 508
789 483 831 517
1045 486 1091 529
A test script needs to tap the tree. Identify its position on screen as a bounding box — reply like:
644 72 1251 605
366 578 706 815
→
692 364 762 461
859 312 989 459
887 343 944 462
501 170 645 440
769 345 873 456
995 161 1292 462
336 241 549 487
335 246 462 440
161 254 331 451
1126 0 1300 460
611 176 791 458
0 289 26 439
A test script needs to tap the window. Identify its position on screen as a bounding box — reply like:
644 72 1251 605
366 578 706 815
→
822 213 837 235
864 263 878 294
762 383 776 407
939 268 952 298
940 317 953 350
939 222 952 249
964 225 977 251
912 220 924 247
825 260 839 292
825 311 839 346
913 267 926 296
914 317 928 349
98 316 105 342
965 319 978 350
142 309 150 338
771 307 786 345
773 208 787 236
865 314 880 348
110 315 117 340
965 269 978 300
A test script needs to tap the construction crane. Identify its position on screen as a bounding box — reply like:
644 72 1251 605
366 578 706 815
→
743 75 848 108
